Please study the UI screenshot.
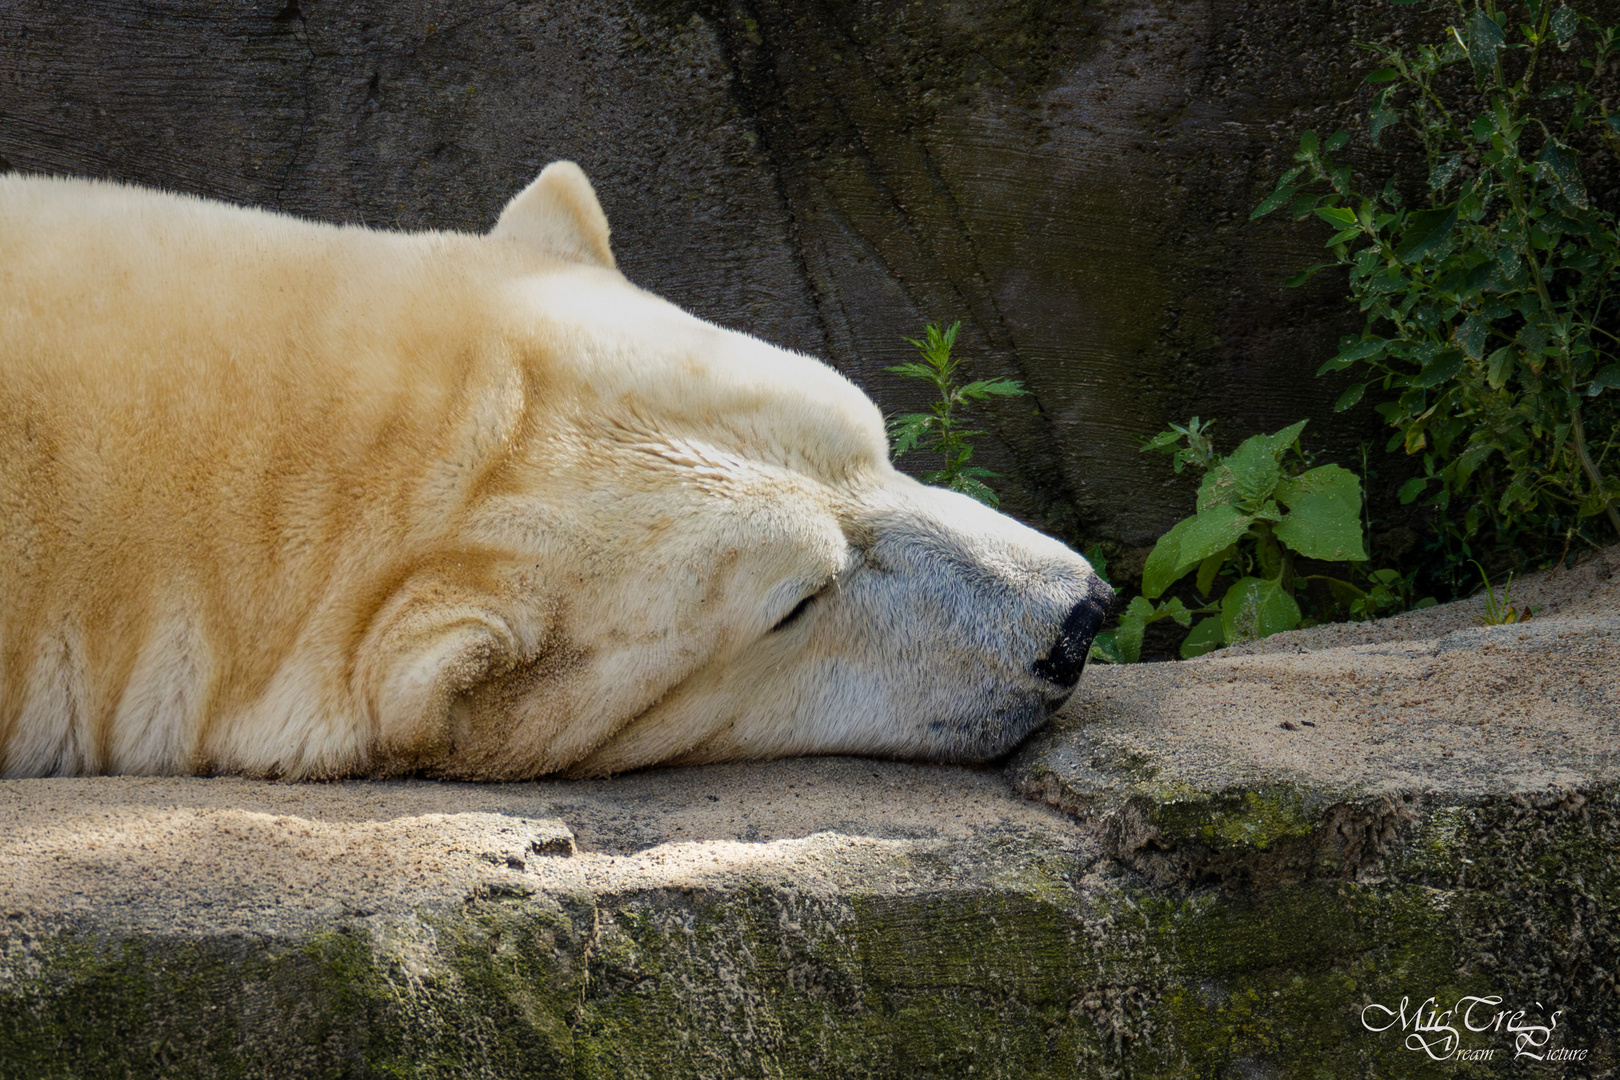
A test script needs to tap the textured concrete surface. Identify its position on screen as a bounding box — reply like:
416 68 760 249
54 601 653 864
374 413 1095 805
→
1015 545 1620 809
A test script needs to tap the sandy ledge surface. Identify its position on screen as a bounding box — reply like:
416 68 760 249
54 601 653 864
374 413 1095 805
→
0 758 1094 935
1015 544 1619 806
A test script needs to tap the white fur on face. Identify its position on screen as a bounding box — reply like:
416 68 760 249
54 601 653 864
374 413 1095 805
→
562 470 1109 776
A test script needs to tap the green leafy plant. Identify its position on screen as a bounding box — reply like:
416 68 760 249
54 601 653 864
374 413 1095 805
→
1354 565 1437 618
1253 0 1620 564
1472 559 1532 622
1090 420 1372 663
886 322 1029 506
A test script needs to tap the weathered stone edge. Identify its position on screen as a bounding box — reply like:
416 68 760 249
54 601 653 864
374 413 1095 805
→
3 781 1614 1079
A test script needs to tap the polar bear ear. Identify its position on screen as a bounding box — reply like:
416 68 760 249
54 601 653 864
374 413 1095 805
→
490 161 616 269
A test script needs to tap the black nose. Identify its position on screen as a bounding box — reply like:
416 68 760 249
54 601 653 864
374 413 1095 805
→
1032 588 1112 690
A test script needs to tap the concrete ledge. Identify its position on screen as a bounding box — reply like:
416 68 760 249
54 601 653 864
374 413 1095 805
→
3 550 1616 1078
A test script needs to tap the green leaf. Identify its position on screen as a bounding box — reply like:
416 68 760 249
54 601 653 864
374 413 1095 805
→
1291 193 1324 221
1398 476 1429 504
1415 348 1464 387
1257 419 1309 460
1255 531 1284 580
1220 577 1303 644
1428 153 1464 191
1452 442 1493 489
1517 323 1549 353
1087 630 1123 665
1134 427 1185 453
1364 269 1408 295
1314 206 1357 228
926 321 961 354
957 377 1027 399
887 413 934 459
1404 423 1427 454
1220 425 1302 506
1395 205 1459 262
1536 142 1589 209
1179 616 1226 659
1272 464 1369 561
1462 7 1505 76
1196 466 1237 511
1299 130 1319 155
1589 365 1620 395
1550 6 1579 48
951 474 999 507
1486 346 1515 389
1369 108 1399 147
1139 429 1186 453
1191 422 1306 523
1157 597 1194 627
1252 185 1300 220
1275 165 1308 188
884 362 937 380
1333 337 1388 366
1365 68 1400 83
1334 383 1367 411
1111 596 1155 664
1578 492 1614 519
1485 245 1526 290
1196 545 1235 598
1283 263 1329 288
1324 129 1351 151
1455 313 1489 361
1141 504 1254 598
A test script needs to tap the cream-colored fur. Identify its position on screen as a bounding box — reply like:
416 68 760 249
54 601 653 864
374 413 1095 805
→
0 164 1109 779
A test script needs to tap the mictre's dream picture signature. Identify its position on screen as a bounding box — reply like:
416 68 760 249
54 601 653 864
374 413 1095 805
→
1361 995 1589 1063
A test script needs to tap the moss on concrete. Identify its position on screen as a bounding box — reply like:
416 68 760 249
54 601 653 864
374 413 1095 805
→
1147 785 1320 853
4 785 1614 1078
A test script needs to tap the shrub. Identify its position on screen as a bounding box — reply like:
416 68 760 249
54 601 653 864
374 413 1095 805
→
886 322 1029 507
1253 0 1620 568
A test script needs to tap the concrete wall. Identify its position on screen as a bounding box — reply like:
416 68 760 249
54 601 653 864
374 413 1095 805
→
0 0 1453 549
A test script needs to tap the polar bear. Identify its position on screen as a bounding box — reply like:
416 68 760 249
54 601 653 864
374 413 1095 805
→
0 163 1110 780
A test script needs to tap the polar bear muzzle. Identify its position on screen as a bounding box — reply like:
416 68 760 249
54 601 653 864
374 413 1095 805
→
0 163 1111 780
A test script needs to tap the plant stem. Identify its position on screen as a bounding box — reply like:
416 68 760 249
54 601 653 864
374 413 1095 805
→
1504 123 1620 540
1569 401 1620 537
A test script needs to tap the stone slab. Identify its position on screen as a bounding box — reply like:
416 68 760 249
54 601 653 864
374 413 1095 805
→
2 550 1616 1077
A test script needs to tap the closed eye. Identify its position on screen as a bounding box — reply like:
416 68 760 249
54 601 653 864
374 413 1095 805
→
770 593 817 634
771 546 860 635
770 571 841 634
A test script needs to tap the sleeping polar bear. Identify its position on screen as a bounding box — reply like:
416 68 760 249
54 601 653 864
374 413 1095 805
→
0 163 1110 780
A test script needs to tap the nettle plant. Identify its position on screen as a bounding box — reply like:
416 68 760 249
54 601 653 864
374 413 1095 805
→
1253 0 1620 563
1090 420 1371 663
886 322 1029 507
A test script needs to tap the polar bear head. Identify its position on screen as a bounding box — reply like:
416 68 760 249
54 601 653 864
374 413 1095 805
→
0 164 1110 781
369 164 1114 778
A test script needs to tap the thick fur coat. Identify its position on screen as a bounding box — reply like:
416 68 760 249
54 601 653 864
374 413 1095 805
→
0 164 1109 779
